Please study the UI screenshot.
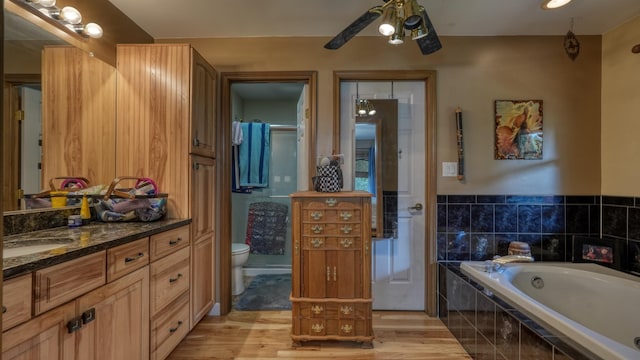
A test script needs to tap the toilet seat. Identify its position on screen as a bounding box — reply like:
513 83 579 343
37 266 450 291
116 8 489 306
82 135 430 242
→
232 243 250 254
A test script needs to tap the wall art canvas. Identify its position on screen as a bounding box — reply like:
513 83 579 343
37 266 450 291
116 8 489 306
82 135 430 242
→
494 100 543 160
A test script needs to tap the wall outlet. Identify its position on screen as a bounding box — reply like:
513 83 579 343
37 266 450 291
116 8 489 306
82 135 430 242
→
443 162 458 177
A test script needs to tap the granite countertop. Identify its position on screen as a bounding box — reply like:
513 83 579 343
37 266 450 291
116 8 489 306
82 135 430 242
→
3 219 191 279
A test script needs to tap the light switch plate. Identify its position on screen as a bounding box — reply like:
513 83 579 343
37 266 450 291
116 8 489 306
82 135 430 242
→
442 162 458 177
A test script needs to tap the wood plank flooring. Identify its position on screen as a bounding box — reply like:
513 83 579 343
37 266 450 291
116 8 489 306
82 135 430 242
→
166 310 471 359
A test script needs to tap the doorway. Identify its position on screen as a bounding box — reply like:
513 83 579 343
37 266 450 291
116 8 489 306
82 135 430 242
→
219 71 317 314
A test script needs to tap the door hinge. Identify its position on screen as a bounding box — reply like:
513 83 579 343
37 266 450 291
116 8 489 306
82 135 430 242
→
14 110 24 122
16 189 24 200
305 108 309 119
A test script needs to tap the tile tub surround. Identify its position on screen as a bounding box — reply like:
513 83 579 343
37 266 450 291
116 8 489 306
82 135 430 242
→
2 218 191 279
437 195 601 263
601 195 640 274
438 262 590 360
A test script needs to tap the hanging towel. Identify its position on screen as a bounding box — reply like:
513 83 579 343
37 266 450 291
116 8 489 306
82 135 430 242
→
231 145 252 193
232 121 243 145
239 122 270 187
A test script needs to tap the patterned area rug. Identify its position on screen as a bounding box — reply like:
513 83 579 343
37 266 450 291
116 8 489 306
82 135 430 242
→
234 273 292 311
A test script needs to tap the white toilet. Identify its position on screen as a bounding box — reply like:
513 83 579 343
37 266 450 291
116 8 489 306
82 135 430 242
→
231 243 250 295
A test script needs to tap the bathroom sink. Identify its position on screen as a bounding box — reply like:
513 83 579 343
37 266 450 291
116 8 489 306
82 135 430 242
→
3 238 74 259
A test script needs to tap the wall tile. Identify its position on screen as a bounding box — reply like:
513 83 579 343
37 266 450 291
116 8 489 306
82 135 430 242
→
565 205 590 234
602 205 627 239
447 232 471 261
628 207 640 241
448 204 471 233
520 325 553 360
541 205 565 233
518 205 541 233
495 204 518 233
541 235 566 261
496 307 520 360
471 204 494 233
471 234 496 261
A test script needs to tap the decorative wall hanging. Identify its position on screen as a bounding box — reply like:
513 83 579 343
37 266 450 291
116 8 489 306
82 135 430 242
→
494 100 543 160
564 18 580 61
455 107 465 181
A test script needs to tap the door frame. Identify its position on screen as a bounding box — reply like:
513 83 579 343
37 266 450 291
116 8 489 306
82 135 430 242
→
218 71 317 315
332 70 438 316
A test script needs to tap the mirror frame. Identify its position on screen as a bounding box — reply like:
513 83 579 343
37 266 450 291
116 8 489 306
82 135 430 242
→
332 70 438 316
218 71 317 314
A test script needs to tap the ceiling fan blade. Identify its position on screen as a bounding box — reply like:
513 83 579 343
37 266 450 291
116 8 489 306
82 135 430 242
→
324 6 383 50
415 8 442 55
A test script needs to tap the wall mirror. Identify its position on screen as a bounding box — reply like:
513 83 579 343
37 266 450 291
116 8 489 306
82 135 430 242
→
3 5 117 213
354 99 399 238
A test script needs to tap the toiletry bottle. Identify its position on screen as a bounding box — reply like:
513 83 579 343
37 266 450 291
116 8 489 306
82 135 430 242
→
80 195 91 225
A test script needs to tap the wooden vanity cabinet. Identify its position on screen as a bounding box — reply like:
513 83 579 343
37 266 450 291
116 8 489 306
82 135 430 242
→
289 191 374 347
2 251 149 360
116 44 217 330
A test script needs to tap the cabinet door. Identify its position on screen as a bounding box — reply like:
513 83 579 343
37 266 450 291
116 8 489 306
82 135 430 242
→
190 155 215 327
2 301 76 360
76 267 150 360
190 49 216 158
303 249 361 299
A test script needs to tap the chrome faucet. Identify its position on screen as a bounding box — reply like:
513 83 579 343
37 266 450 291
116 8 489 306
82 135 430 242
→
484 254 534 273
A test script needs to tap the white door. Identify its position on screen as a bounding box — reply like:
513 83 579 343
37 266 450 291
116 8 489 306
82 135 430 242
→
340 81 426 310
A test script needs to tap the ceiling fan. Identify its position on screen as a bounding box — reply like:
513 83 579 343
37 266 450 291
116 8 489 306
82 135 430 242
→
324 0 442 55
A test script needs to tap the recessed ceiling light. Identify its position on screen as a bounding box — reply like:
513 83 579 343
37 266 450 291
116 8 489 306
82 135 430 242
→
541 0 573 10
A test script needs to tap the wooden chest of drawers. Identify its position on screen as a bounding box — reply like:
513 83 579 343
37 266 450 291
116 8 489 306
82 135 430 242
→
290 191 373 347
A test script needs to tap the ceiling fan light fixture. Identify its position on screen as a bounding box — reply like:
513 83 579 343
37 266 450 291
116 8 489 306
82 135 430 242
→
378 5 397 36
541 0 573 10
389 13 405 44
410 12 429 40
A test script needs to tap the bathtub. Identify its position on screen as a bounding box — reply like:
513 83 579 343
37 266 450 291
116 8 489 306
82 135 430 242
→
460 261 640 360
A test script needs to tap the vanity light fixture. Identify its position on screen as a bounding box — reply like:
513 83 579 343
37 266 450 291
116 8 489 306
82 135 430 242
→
541 0 573 10
17 0 104 39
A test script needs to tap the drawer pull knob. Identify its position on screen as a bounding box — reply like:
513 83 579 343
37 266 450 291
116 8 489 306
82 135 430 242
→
169 320 183 333
312 323 324 333
340 225 353 234
340 239 353 248
169 237 182 246
169 273 183 283
311 305 324 315
340 306 354 315
125 252 144 263
311 211 323 220
67 317 82 334
340 211 353 220
341 324 353 334
311 238 324 248
325 198 337 207
82 308 96 325
311 225 323 234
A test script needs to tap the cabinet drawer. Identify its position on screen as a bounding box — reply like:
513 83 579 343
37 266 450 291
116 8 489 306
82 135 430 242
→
301 197 362 210
150 292 190 360
34 251 106 315
150 225 190 261
107 238 149 282
303 223 361 236
2 274 32 331
303 209 362 223
150 247 190 316
303 236 362 250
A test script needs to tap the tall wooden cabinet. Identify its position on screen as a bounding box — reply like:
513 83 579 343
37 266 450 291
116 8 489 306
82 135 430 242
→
116 44 217 331
289 191 374 347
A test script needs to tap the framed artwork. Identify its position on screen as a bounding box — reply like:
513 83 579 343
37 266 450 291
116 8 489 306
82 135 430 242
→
494 100 543 160
572 236 625 270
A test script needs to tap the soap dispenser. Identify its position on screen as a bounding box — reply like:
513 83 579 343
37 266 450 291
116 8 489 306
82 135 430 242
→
80 195 91 225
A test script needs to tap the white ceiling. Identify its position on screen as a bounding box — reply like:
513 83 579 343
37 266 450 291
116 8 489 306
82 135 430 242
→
107 0 640 39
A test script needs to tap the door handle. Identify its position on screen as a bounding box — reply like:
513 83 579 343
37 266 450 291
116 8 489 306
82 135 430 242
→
408 203 423 211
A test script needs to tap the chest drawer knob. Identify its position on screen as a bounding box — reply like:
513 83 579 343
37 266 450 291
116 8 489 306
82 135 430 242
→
311 225 324 234
310 211 323 220
340 211 353 221
311 238 324 248
340 225 353 234
312 323 324 333
340 239 353 248
340 305 353 315
341 324 353 334
311 305 324 315
325 198 337 207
